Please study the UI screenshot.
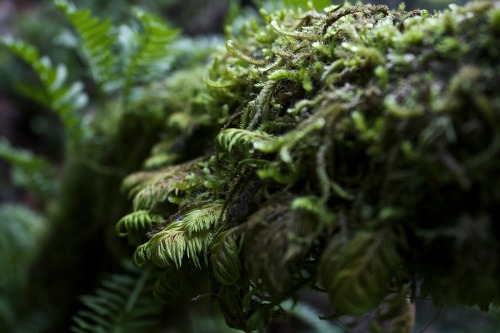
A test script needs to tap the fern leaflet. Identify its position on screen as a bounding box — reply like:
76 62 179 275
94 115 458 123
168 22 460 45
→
1 36 87 137
0 139 56 199
134 202 224 269
115 210 162 237
123 9 179 100
56 0 115 90
216 128 275 153
71 262 160 333
319 229 402 315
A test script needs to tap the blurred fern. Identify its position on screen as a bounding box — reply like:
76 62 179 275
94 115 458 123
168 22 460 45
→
71 262 161 333
0 139 56 200
1 0 179 141
0 204 45 332
55 0 115 90
0 36 88 138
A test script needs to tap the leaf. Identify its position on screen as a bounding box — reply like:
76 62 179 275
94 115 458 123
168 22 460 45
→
0 139 56 199
319 229 402 315
123 9 179 98
1 36 87 137
115 210 163 237
71 262 161 333
56 0 116 89
216 128 276 153
211 229 243 285
181 201 224 235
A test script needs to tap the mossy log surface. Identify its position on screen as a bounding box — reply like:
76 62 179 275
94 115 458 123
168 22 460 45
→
115 2 500 331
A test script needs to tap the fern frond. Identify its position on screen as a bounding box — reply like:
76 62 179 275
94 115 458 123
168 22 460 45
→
181 201 224 235
0 204 45 332
211 229 243 286
1 36 87 137
148 224 187 269
122 159 197 200
133 181 174 211
216 128 276 153
0 204 45 286
56 0 115 89
254 117 325 163
115 210 163 237
124 9 179 95
0 139 56 199
148 225 213 269
135 202 224 269
71 262 161 333
319 229 402 315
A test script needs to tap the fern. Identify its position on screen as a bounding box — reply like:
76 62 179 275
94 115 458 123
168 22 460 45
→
116 210 164 244
216 128 275 153
71 262 161 333
319 229 402 316
181 201 224 235
0 36 88 137
0 204 45 332
123 9 179 101
211 229 243 286
0 138 56 200
55 0 115 90
134 202 224 269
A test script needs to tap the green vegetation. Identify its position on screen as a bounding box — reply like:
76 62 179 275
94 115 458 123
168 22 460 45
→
1 1 500 332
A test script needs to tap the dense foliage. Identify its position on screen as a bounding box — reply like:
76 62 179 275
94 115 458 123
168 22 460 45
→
1 1 500 332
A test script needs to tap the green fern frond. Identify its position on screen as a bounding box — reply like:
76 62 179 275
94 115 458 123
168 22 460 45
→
71 262 161 333
147 224 187 269
181 201 224 235
319 229 402 316
1 36 87 137
216 128 276 153
211 229 243 286
122 160 197 200
135 203 224 269
0 204 45 332
124 9 179 96
56 0 115 89
0 139 56 200
133 181 175 211
115 210 163 237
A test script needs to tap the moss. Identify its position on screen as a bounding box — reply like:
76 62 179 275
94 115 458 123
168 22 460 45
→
118 1 500 331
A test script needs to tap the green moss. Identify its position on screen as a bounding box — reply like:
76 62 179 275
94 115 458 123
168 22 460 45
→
117 1 500 331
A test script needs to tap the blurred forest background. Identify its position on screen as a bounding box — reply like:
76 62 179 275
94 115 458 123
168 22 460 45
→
1 0 499 333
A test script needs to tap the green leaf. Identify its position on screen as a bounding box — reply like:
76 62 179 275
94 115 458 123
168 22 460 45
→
319 229 402 315
56 0 116 89
1 36 87 137
71 262 161 333
115 210 162 237
0 138 56 199
216 128 276 153
123 9 179 99
211 229 243 285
